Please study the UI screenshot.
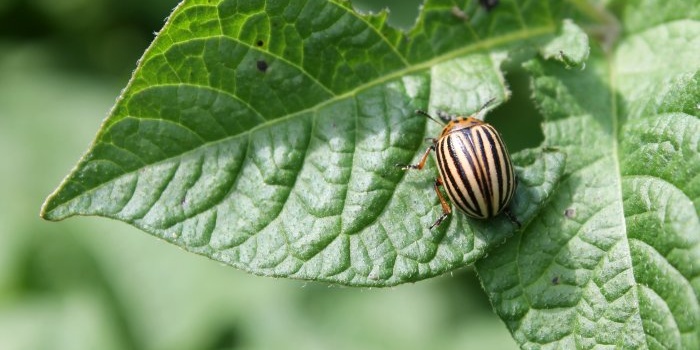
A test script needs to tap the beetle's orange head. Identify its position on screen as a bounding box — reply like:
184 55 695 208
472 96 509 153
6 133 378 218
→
439 116 484 137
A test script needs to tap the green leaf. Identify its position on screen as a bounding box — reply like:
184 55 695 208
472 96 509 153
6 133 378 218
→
41 0 568 286
540 18 589 67
476 1 700 347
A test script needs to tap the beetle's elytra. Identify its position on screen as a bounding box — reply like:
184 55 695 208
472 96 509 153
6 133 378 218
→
398 99 518 229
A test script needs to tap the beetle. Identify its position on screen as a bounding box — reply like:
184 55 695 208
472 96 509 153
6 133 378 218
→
398 99 519 229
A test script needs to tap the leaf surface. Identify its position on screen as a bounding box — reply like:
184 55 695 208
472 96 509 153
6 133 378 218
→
41 0 568 286
476 1 700 347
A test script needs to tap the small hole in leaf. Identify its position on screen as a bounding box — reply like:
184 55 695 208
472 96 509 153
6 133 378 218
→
256 60 268 72
256 39 264 47
486 67 543 153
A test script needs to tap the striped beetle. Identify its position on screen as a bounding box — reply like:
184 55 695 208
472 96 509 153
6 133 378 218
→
399 99 519 229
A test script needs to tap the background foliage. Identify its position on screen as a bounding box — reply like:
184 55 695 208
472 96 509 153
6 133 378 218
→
7 0 698 348
1 0 522 348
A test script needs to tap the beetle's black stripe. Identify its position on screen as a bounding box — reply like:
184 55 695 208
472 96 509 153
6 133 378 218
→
463 130 492 217
501 136 515 206
489 125 515 207
487 125 515 210
481 126 504 207
440 135 481 216
480 126 508 213
503 148 515 205
436 139 463 212
454 133 489 218
437 136 479 216
455 132 490 218
473 128 496 216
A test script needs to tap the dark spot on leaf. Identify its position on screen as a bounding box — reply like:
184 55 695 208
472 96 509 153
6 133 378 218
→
256 39 264 47
478 0 499 11
552 276 559 285
564 208 576 218
256 60 268 72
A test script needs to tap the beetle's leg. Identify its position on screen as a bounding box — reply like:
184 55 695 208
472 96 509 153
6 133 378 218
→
503 208 521 228
396 143 435 170
430 176 452 229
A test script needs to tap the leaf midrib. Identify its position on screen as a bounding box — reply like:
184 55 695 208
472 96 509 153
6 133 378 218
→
608 45 650 348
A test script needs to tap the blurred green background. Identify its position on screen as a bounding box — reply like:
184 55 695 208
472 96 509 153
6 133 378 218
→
0 0 537 348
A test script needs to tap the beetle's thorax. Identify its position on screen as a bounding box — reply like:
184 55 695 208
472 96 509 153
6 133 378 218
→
439 116 484 138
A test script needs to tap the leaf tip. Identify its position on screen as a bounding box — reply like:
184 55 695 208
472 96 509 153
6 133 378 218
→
39 193 61 221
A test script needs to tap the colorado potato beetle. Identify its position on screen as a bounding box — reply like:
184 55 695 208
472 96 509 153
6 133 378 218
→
399 99 518 229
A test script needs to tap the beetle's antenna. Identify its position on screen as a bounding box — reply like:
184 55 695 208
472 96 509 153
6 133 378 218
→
415 110 444 125
476 98 496 115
